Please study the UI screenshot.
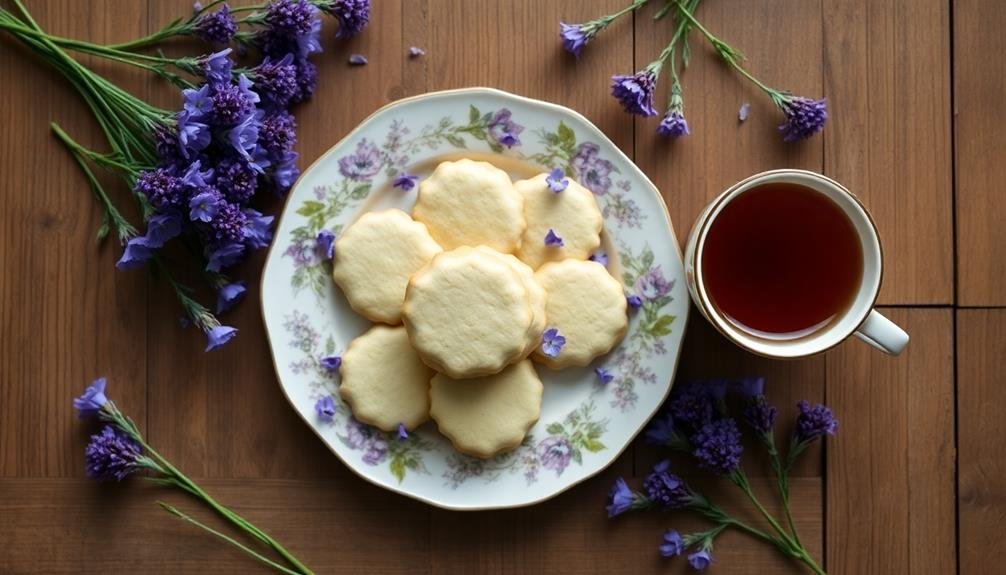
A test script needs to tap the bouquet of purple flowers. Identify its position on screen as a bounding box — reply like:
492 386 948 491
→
0 0 371 351
608 378 836 573
561 0 827 141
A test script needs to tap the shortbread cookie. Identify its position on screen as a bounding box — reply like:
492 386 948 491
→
339 325 433 431
515 172 603 269
412 159 525 252
429 360 543 458
332 209 443 324
403 246 533 378
483 247 548 358
532 259 628 368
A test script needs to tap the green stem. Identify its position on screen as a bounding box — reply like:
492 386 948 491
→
611 0 651 19
732 470 799 550
157 503 302 575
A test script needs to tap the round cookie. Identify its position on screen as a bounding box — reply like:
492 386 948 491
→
332 209 443 324
339 325 433 431
429 360 543 458
403 246 533 378
515 172 603 269
533 259 628 368
481 247 548 358
412 159 525 252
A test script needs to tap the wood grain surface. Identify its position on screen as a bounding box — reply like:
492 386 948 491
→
0 0 994 573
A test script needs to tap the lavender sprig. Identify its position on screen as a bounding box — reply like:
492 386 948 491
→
559 0 650 58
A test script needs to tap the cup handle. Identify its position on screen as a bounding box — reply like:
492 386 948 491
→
853 309 910 356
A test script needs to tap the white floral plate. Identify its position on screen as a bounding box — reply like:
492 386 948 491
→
261 88 688 510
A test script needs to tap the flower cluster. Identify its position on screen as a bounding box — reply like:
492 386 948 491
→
607 377 836 573
559 0 827 141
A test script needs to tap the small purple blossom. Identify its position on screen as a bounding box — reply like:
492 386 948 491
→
316 229 335 260
292 57 318 103
611 69 657 117
216 158 258 204
73 377 108 418
688 549 713 571
544 228 564 247
194 5 237 44
643 460 693 509
397 423 409 440
211 81 256 126
657 111 690 138
176 111 211 158
743 395 778 435
626 295 643 309
201 49 234 86
588 251 609 266
324 0 371 39
393 173 419 191
252 54 299 109
545 167 569 192
227 110 263 163
606 477 638 517
487 108 524 149
259 111 297 158
189 191 221 222
182 84 213 119
794 400 838 443
85 425 146 482
537 436 573 475
216 281 247 314
691 418 743 475
739 102 750 122
338 139 382 181
265 0 317 36
207 242 245 272
204 324 238 351
242 209 274 249
659 530 684 557
595 367 614 384
777 96 828 142
315 395 337 422
668 382 716 431
408 46 425 58
559 22 598 58
320 355 342 371
348 53 368 66
540 327 566 358
644 412 677 446
116 237 154 269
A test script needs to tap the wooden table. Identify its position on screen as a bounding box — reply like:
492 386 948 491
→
0 1 1001 573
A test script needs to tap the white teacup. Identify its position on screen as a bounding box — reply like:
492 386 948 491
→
683 169 909 358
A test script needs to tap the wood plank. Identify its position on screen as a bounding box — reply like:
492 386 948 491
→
0 0 148 478
954 0 1006 305
825 308 955 574
958 309 1006 570
0 477 431 574
823 0 953 305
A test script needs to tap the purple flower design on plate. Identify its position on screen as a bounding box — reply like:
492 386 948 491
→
633 265 674 301
338 138 382 181
343 417 390 466
486 108 524 148
284 236 322 269
571 142 613 195
536 435 573 476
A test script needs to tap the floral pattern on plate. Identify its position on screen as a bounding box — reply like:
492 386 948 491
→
261 88 688 509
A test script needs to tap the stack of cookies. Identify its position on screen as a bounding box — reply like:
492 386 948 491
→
331 159 628 459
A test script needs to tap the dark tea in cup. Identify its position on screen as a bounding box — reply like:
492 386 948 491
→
700 182 864 339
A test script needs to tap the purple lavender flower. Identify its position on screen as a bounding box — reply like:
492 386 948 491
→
571 142 613 195
606 477 636 517
393 173 419 191
536 436 573 476
242 209 274 249
189 190 221 222
540 327 566 358
212 82 256 126
176 111 211 158
588 251 609 266
142 210 182 247
659 530 684 557
743 395 778 435
739 102 750 122
348 54 368 66
208 202 249 246
315 395 337 422
794 400 838 443
321 0 371 39
316 229 335 260
486 108 524 149
202 49 234 86
397 423 409 440
227 110 263 163
251 54 299 109
204 324 238 351
643 460 693 509
626 295 643 309
559 22 594 58
265 0 317 36
259 111 297 158
688 549 713 571
320 355 342 371
777 96 828 142
657 111 689 138
668 382 716 431
644 412 676 446
544 228 564 247
338 139 382 180
292 58 318 103
691 418 743 475
546 167 569 193
182 84 213 119
216 159 258 204
216 281 247 314
73 377 108 418
408 46 425 58
595 367 614 384
207 242 245 272
85 425 146 482
633 265 673 301
194 5 237 44
611 69 657 116
116 237 154 269
271 150 300 192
